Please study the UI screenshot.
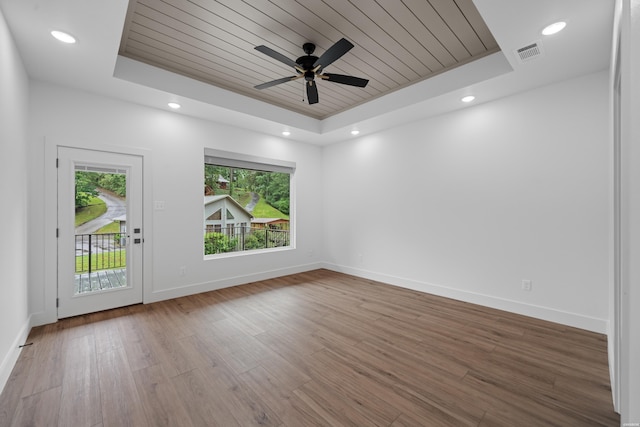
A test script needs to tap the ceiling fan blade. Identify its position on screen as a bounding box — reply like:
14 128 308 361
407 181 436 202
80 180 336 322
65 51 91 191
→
321 73 369 88
254 75 301 90
313 38 354 71
255 45 299 69
306 81 319 104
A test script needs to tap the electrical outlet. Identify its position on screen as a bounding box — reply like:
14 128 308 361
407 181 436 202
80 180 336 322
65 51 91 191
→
179 266 186 277
154 200 166 211
522 279 532 292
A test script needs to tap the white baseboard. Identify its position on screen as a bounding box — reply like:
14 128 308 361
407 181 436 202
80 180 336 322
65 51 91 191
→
28 311 57 328
145 262 324 303
0 316 32 395
323 263 608 334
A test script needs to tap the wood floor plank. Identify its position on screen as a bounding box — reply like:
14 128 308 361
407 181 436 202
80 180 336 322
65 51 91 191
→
463 368 609 426
91 310 124 354
258 352 311 390
58 334 102 427
117 307 160 373
132 364 195 427
295 380 387 427
0 356 33 425
0 269 619 426
132 311 200 378
240 366 322 427
97 347 148 427
307 349 402 424
200 364 281 426
19 323 66 398
391 412 449 427
170 368 241 427
198 318 276 374
323 340 487 426
174 334 223 369
10 386 62 427
256 324 325 357
311 311 373 344
495 333 612 384
210 303 266 337
390 381 486 427
148 300 200 340
357 334 470 379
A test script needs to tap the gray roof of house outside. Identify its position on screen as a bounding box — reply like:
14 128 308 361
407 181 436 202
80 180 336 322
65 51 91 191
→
204 195 253 219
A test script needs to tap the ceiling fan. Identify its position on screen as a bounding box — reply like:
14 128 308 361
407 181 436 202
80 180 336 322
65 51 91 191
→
254 38 369 105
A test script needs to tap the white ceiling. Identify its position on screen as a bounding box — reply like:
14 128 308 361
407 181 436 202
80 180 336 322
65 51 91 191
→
0 0 614 145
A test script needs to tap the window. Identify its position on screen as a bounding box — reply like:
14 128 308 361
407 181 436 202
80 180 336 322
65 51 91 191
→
204 149 294 256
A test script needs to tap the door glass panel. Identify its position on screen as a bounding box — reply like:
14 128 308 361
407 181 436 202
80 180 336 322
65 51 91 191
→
74 167 128 295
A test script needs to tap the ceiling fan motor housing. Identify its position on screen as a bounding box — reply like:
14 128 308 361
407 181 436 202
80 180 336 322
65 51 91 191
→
296 54 320 72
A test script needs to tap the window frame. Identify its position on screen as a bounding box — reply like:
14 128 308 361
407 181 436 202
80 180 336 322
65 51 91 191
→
203 148 296 258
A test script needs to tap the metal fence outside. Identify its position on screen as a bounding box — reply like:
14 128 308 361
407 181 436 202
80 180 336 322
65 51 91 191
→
75 233 126 273
204 226 290 255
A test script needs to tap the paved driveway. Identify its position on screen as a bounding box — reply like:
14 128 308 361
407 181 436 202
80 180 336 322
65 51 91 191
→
75 191 126 234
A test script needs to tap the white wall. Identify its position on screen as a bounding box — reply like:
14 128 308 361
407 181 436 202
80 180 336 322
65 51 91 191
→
28 81 324 324
323 71 610 333
0 7 30 392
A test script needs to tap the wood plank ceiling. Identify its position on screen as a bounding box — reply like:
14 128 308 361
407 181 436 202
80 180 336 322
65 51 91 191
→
119 0 500 120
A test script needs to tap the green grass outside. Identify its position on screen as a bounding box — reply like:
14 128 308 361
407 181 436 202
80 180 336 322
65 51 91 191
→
251 197 289 219
234 190 251 206
75 249 126 273
96 221 121 234
75 196 106 227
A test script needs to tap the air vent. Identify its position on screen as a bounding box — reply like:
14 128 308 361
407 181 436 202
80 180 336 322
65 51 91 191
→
515 41 544 63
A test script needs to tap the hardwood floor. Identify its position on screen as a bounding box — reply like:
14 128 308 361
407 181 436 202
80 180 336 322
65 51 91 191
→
0 269 619 426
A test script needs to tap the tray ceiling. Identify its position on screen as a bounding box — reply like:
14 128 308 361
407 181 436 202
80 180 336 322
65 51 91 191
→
119 0 500 120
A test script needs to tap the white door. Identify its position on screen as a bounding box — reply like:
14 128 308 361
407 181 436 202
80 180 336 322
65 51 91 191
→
57 147 143 318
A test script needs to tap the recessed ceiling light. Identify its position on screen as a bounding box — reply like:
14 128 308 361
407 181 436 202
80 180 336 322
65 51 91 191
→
542 21 566 36
167 102 181 109
282 131 291 136
461 95 475 103
351 130 360 136
51 30 76 44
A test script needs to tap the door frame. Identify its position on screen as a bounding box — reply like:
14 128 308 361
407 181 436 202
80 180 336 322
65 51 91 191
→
40 138 153 325
57 147 143 318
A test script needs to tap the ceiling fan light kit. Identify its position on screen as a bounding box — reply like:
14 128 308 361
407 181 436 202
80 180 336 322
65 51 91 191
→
254 38 369 105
